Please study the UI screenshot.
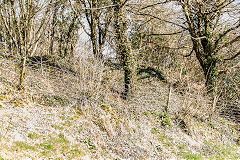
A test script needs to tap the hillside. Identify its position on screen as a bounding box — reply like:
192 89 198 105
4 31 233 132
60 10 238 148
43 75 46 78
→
0 55 239 160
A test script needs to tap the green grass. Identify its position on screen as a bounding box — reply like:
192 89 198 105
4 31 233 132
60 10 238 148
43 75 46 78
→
178 150 202 160
182 154 202 160
57 134 69 144
28 132 39 139
40 143 54 150
178 145 185 150
82 139 96 150
151 128 159 134
208 122 215 128
15 141 35 150
160 113 171 127
158 133 167 141
100 104 109 111
51 124 64 130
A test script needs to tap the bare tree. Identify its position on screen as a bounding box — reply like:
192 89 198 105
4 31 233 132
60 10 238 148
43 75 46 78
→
133 0 239 94
130 0 179 68
177 0 240 93
53 2 79 59
70 0 114 59
49 0 60 56
0 0 50 90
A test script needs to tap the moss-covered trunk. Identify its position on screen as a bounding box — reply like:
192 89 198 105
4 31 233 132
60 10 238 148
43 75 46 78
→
204 59 218 93
193 39 218 93
113 0 132 99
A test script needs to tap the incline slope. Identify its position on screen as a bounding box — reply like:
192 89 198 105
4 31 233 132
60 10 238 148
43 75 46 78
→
0 56 239 159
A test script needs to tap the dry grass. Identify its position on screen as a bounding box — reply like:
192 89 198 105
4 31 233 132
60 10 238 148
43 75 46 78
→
0 52 239 159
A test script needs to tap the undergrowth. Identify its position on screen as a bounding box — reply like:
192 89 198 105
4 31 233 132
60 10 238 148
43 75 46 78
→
0 53 239 159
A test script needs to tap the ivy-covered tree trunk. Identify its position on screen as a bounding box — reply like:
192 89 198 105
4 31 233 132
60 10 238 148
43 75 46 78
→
192 39 218 93
195 51 218 93
113 0 132 99
204 59 217 93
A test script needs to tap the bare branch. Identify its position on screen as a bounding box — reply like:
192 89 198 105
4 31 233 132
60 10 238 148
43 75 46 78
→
69 0 90 36
139 1 168 10
146 30 186 36
217 35 240 51
214 22 240 49
206 0 235 15
137 12 188 30
224 50 240 61
184 47 194 57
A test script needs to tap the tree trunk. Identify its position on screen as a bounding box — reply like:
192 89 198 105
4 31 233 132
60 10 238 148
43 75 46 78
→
49 2 58 55
194 41 218 93
113 0 132 99
64 15 77 58
18 56 26 90
90 0 101 59
180 1 239 95
204 58 218 94
122 54 132 99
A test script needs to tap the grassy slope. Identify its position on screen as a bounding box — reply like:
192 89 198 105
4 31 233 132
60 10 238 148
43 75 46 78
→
0 57 239 159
